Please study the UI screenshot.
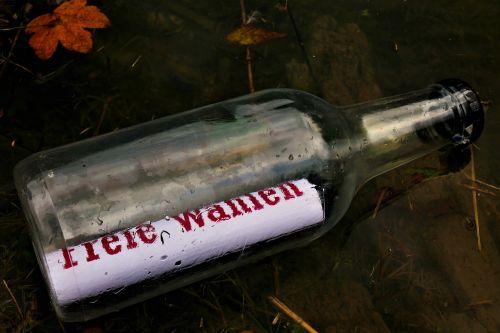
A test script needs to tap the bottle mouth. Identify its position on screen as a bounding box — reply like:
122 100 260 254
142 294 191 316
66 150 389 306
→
436 79 485 146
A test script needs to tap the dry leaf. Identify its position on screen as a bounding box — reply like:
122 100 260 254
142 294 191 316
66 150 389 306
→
226 25 286 46
25 0 110 60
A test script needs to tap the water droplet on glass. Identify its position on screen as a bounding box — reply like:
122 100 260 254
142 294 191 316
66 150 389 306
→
113 286 125 295
47 171 54 178
288 154 294 161
175 260 182 266
89 296 100 304
160 255 168 260
96 217 103 225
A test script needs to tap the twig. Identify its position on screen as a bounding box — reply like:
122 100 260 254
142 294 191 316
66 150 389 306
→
209 289 228 328
272 256 280 296
0 26 26 31
0 28 21 80
407 192 414 210
239 0 255 93
0 55 34 76
470 146 481 251
286 2 322 96
57 317 66 333
93 96 115 136
459 183 497 197
2 279 23 318
246 47 255 92
239 0 247 23
372 188 388 219
467 299 493 308
79 127 92 135
463 174 500 192
268 296 318 333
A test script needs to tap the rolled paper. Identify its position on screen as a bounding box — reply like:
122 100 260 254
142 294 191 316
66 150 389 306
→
44 179 324 305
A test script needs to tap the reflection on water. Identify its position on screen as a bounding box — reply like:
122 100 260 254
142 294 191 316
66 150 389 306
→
0 0 499 331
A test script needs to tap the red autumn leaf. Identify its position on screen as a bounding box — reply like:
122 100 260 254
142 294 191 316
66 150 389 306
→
226 25 286 46
25 0 110 60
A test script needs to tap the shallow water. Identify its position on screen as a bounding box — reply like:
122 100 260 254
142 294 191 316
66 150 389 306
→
0 0 499 332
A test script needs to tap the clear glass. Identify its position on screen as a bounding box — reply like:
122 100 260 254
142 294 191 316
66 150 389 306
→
13 81 482 321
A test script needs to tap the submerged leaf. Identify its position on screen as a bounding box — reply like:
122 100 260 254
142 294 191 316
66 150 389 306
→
25 0 110 60
226 25 286 46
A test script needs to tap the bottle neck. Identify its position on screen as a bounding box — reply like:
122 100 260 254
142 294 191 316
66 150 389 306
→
341 79 484 187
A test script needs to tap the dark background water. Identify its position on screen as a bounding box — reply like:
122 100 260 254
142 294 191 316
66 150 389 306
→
0 0 499 332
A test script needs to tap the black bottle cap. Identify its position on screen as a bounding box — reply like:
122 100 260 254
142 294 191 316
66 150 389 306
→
436 79 485 145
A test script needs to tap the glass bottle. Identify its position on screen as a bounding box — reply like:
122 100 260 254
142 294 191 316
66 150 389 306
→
14 79 484 321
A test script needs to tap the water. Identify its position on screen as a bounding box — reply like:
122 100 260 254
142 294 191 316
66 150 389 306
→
0 0 499 332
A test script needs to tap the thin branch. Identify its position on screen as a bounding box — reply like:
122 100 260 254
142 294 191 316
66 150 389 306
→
268 296 318 333
464 174 500 192
0 55 34 76
3 279 23 318
470 146 481 251
460 183 497 197
239 0 255 93
372 188 388 219
0 28 21 80
93 96 115 136
0 26 26 31
272 256 280 296
286 2 322 96
239 0 247 23
245 47 255 93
